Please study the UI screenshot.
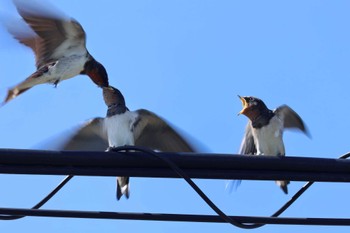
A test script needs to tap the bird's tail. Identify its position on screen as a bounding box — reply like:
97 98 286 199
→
116 176 130 200
2 87 31 106
276 180 290 194
2 62 59 106
225 180 242 193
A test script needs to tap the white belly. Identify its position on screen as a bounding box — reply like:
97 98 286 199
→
252 116 285 156
52 55 87 81
15 55 86 91
104 111 137 147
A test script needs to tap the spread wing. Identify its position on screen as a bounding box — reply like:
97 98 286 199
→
11 0 87 68
133 109 197 152
238 122 257 155
59 118 108 151
274 105 311 137
227 121 257 192
37 108 202 153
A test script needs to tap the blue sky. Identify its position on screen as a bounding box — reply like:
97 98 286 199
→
0 0 350 232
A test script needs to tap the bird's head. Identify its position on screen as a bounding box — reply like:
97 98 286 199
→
237 95 269 120
102 85 125 108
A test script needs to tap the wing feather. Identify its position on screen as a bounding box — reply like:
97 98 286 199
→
238 122 257 155
133 109 196 152
60 118 108 151
11 0 86 68
274 105 311 137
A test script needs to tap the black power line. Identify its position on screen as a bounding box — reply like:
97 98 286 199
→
0 207 349 226
0 148 349 182
0 147 349 228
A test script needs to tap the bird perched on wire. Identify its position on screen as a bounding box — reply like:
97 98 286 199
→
2 0 109 105
236 95 310 194
45 85 199 200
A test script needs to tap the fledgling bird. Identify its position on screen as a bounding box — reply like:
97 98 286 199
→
237 95 310 194
2 0 109 105
46 86 198 200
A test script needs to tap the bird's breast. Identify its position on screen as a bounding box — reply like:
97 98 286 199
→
252 116 285 156
104 112 138 147
55 55 87 80
41 55 87 85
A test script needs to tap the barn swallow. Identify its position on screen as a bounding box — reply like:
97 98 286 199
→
45 85 198 200
2 0 109 105
237 95 310 194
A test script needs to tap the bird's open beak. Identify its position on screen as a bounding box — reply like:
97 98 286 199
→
238 95 248 115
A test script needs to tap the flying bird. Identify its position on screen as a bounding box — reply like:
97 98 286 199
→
2 0 109 105
45 85 199 200
236 95 310 194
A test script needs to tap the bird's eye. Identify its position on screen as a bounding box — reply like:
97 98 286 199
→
249 97 254 101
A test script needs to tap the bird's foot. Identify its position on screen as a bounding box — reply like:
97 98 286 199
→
53 80 60 88
106 145 134 152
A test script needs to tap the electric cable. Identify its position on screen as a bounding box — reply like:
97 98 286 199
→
0 148 348 228
0 175 73 220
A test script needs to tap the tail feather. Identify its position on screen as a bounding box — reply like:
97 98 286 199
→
2 87 31 105
276 180 290 194
225 180 242 193
116 176 130 200
2 61 58 106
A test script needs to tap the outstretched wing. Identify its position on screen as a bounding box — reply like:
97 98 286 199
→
238 122 257 155
133 109 197 152
59 118 108 151
274 105 311 137
11 0 87 68
228 122 257 192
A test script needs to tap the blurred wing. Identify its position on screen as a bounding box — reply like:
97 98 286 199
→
4 16 41 57
51 118 108 151
238 122 256 155
13 0 86 68
274 105 311 137
232 122 256 191
62 118 108 151
133 109 197 152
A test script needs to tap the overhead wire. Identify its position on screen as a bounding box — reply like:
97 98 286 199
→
0 148 349 228
0 175 73 220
